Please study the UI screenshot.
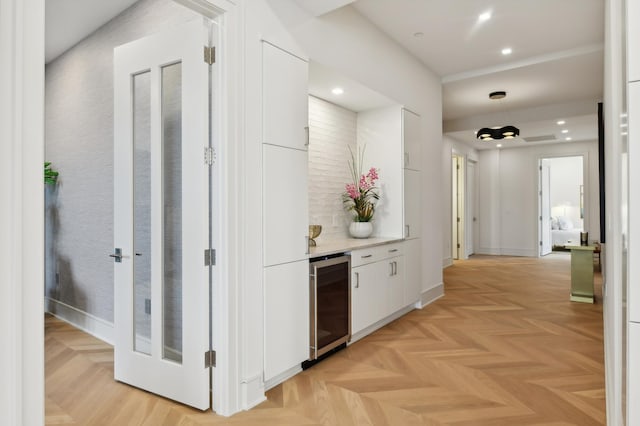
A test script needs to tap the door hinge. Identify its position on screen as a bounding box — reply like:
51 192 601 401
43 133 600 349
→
204 350 216 368
457 217 461 223
457 243 461 248
204 146 216 165
204 248 216 266
540 241 543 246
540 215 543 221
204 46 216 65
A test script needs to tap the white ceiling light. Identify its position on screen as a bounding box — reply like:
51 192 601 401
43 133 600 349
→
478 11 492 22
501 47 512 55
565 137 572 141
561 129 569 134
557 120 566 125
496 143 503 148
331 87 344 95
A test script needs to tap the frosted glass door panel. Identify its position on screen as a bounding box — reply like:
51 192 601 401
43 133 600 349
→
162 62 183 363
133 71 151 355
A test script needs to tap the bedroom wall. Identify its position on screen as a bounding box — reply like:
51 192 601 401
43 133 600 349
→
477 139 600 256
548 155 584 229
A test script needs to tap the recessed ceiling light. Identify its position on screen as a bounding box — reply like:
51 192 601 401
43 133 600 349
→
478 11 492 22
501 47 512 55
413 32 424 38
331 87 344 95
561 129 569 134
496 143 503 148
557 120 566 125
565 137 572 141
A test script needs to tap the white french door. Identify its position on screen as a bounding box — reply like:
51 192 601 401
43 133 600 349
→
113 19 212 410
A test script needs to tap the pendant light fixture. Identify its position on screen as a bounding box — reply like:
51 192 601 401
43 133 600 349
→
476 91 520 141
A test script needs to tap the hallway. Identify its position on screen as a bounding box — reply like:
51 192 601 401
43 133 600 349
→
45 255 605 425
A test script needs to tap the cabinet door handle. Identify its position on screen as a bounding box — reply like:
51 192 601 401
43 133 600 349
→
388 248 398 253
361 254 373 259
389 262 394 277
304 126 310 146
355 272 360 288
405 225 410 238
394 261 398 276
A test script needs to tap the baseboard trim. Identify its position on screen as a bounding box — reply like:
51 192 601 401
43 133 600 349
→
241 373 267 410
45 297 114 345
442 257 453 268
264 365 302 391
420 283 444 308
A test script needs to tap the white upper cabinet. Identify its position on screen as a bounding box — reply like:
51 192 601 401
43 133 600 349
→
402 109 422 171
404 169 421 239
262 42 309 150
263 145 309 266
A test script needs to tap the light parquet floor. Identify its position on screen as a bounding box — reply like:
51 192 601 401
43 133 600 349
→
45 254 605 425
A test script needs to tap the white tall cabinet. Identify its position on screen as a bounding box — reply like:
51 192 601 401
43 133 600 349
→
261 41 310 384
402 109 423 305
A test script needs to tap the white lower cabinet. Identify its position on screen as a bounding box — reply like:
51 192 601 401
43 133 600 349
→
351 244 408 336
387 255 405 315
404 238 421 305
351 260 387 335
264 260 309 382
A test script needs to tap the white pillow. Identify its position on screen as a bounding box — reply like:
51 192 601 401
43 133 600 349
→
551 217 559 230
558 216 573 230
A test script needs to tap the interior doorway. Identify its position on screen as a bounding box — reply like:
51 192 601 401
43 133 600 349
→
538 155 586 256
451 154 465 260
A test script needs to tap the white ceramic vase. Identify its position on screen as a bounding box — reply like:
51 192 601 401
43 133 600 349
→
349 221 373 239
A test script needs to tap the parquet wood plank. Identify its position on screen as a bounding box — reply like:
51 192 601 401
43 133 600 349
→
46 254 605 425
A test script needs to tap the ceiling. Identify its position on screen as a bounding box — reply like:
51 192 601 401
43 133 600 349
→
45 0 139 63
353 0 605 150
45 0 605 150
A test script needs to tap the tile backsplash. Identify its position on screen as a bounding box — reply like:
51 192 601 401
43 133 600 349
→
308 96 357 239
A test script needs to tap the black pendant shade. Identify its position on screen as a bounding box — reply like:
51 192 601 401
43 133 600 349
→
476 125 520 141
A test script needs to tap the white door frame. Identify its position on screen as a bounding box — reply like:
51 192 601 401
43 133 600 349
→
465 159 477 258
0 0 45 424
537 153 589 256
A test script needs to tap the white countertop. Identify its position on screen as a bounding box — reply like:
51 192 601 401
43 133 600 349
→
309 236 403 258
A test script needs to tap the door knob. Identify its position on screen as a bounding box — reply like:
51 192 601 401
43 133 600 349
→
109 248 123 263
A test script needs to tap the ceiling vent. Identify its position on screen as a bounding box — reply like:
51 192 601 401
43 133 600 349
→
523 134 556 143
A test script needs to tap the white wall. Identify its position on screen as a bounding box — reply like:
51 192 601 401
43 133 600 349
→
477 140 600 257
442 135 478 267
308 96 357 239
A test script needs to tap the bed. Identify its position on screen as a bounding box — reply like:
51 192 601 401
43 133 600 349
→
551 216 582 248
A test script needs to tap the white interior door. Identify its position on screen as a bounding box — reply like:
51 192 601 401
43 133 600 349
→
466 161 476 257
113 19 212 410
540 163 552 256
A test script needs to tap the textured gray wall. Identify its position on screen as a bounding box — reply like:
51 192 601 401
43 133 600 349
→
45 0 199 323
